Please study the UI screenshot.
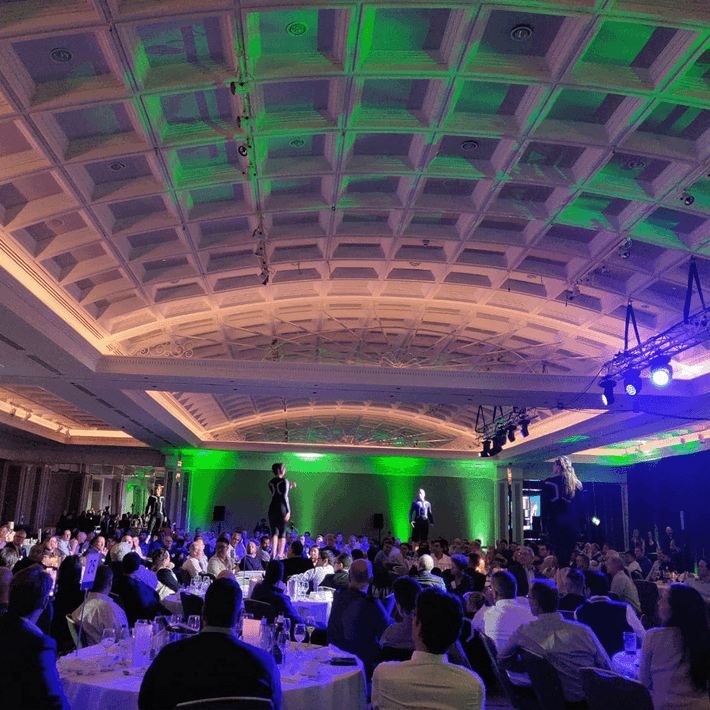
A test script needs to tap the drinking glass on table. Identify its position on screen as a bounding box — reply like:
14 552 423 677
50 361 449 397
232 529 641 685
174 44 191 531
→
294 623 306 652
101 628 115 650
169 613 181 627
623 631 637 655
281 617 291 636
187 615 201 632
260 624 273 654
116 626 132 666
277 630 289 666
305 615 316 647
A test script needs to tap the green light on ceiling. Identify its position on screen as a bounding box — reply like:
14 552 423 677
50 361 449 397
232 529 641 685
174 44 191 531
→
557 435 590 443
293 453 324 461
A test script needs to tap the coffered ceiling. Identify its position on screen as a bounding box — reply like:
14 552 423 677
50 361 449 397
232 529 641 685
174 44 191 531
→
1 0 710 463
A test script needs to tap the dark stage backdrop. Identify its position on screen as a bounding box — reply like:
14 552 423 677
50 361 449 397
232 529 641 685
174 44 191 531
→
627 449 710 560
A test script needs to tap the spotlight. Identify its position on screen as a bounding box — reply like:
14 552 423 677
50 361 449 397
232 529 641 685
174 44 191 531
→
624 370 642 396
510 24 533 41
507 425 516 443
599 377 616 406
238 144 249 157
591 516 601 526
519 418 530 438
649 357 672 388
479 439 492 457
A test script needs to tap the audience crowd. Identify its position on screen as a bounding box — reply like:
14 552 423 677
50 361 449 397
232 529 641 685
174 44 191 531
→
1 511 709 710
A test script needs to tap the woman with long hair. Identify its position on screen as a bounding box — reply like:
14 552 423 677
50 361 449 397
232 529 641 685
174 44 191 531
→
152 548 180 593
50 555 84 653
267 462 297 561
541 455 584 569
639 583 710 709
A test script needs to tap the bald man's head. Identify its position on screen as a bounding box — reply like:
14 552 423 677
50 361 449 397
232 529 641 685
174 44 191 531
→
349 559 372 589
418 554 434 573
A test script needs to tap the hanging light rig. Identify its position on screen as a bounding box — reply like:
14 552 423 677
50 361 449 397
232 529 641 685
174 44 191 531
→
475 405 537 457
598 258 710 406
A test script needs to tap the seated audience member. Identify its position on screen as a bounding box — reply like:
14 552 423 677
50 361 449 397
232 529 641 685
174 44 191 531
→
293 548 335 589
412 554 446 589
639 583 710 710
624 549 642 578
0 545 20 571
241 541 262 571
207 540 234 577
251 560 303 627
229 531 246 566
575 553 590 572
431 539 453 572
575 569 645 656
465 552 487 591
139 577 280 710
647 548 675 581
50 555 85 654
12 543 46 574
281 540 312 580
258 535 272 569
446 554 477 599
635 547 652 579
558 568 587 614
182 540 208 580
327 559 393 678
607 555 642 615
683 557 710 601
114 552 168 625
0 566 11 615
499 579 611 704
0 565 71 710
507 546 545 597
152 549 180 593
472 570 534 651
8 528 27 559
380 576 423 651
372 587 485 710
85 534 106 562
56 530 73 558
70 565 128 646
321 553 351 590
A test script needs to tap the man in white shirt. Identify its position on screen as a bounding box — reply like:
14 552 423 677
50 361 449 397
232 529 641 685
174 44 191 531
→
293 548 334 589
430 539 452 572
684 557 710 600
372 587 484 710
71 565 128 646
500 580 611 704
607 556 641 615
182 540 208 580
472 570 534 650
57 530 73 558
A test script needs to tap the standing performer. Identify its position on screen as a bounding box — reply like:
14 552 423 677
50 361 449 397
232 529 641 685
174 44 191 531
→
542 455 585 568
409 488 433 544
145 483 165 543
268 463 296 560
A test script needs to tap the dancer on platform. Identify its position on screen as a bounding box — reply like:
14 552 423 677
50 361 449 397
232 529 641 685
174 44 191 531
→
145 483 165 543
268 463 296 560
409 488 433 545
542 456 584 568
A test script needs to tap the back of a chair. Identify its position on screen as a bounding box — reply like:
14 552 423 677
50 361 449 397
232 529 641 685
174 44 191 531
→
518 648 566 710
243 598 275 622
633 581 660 628
479 634 536 710
175 697 273 710
580 667 654 710
180 591 205 619
65 614 82 650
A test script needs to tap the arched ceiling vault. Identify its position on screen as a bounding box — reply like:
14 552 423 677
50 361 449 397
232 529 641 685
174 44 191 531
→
0 0 710 463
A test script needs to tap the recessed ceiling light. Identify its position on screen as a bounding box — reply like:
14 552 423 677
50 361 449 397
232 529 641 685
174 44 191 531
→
50 48 72 63
46 219 65 229
461 140 479 152
289 138 306 147
109 161 126 171
626 159 647 170
510 25 533 42
286 21 308 36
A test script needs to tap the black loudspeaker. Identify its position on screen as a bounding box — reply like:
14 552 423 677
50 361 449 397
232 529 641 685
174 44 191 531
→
373 513 384 529
213 505 226 522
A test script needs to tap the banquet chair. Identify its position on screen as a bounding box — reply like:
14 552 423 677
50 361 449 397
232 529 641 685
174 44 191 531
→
633 580 660 629
175 697 273 710
65 614 86 650
480 634 540 710
580 668 654 710
181 591 206 619
518 648 570 710
243 598 276 623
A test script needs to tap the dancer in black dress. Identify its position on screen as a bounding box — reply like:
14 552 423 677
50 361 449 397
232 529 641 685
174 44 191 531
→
268 463 296 560
542 456 584 568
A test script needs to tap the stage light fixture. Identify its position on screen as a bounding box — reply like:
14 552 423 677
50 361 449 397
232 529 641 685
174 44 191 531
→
624 370 642 396
507 425 516 443
591 516 601 526
479 439 492 457
520 418 530 437
599 377 616 406
650 357 672 388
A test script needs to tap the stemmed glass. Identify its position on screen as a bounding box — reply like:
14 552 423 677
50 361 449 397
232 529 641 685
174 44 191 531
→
116 627 132 666
305 615 316 647
294 623 306 653
101 628 115 651
277 630 289 666
260 625 273 654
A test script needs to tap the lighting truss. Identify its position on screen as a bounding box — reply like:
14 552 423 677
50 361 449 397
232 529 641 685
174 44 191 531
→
475 405 538 442
601 259 710 382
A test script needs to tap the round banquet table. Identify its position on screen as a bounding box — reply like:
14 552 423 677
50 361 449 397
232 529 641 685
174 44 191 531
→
611 649 641 680
59 641 366 710
293 595 332 627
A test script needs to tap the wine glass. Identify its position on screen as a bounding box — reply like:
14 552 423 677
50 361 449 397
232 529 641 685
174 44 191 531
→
281 617 291 637
187 615 201 632
277 630 289 666
101 628 115 651
116 626 132 666
260 625 273 654
294 623 306 653
305 615 316 647
169 613 181 628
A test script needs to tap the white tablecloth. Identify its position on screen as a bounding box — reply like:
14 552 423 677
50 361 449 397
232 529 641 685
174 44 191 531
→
611 650 641 680
162 594 183 616
293 597 332 627
60 641 366 710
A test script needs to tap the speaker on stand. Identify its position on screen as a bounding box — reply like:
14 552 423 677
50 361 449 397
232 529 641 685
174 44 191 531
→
213 505 225 535
373 513 384 545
